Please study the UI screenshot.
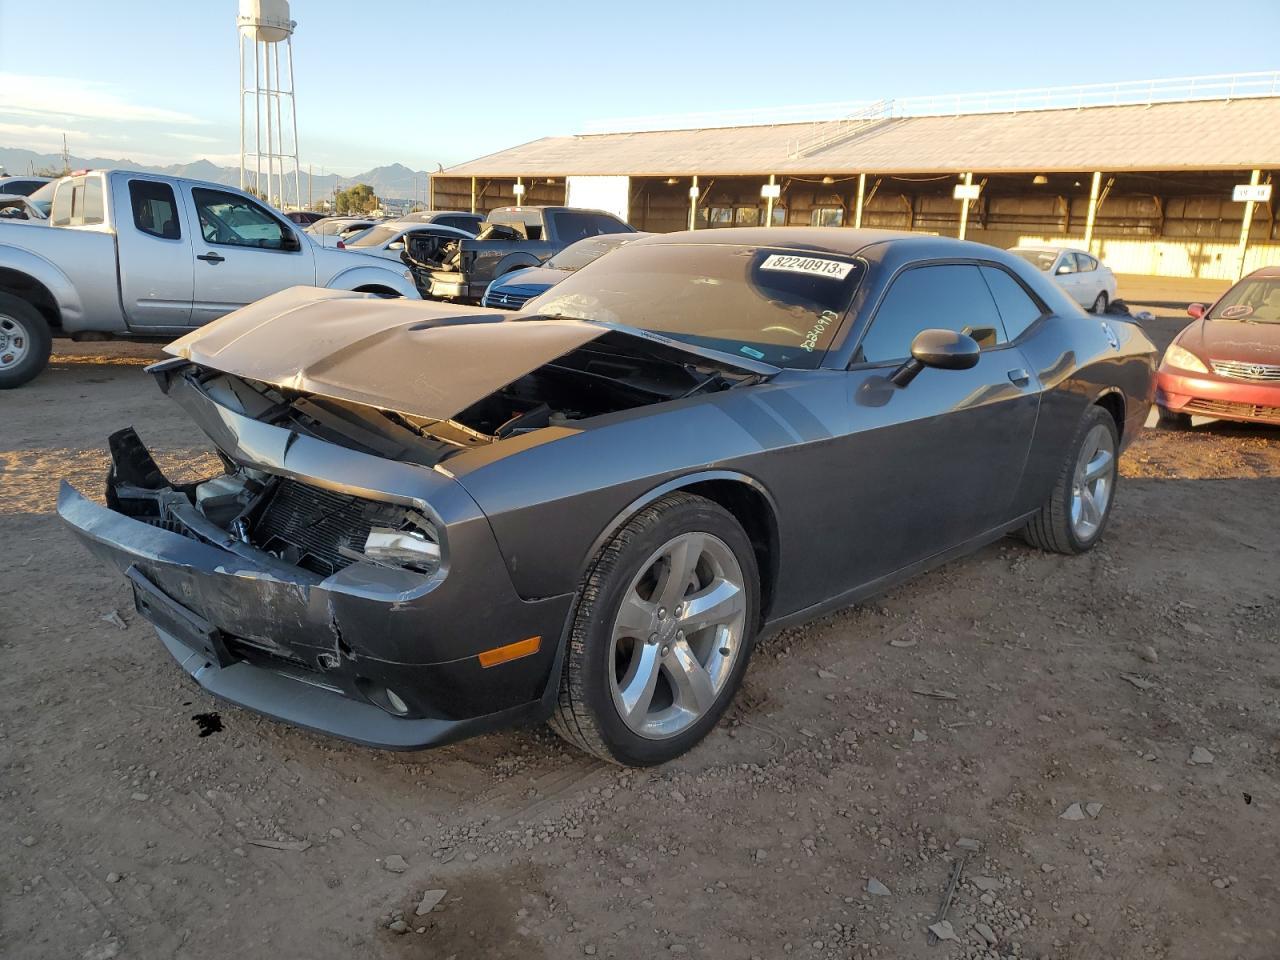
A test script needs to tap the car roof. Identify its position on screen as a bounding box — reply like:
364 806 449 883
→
634 227 1004 259
1010 244 1078 254
1246 266 1280 279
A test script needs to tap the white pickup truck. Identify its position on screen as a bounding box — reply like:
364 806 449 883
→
0 170 421 387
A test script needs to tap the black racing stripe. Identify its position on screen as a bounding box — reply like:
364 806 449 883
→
758 388 834 442
719 396 797 450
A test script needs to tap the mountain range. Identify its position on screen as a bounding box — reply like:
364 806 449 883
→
0 147 433 204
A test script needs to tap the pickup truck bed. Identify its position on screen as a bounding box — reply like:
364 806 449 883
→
412 206 634 302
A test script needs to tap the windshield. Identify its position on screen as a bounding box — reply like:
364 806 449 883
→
27 181 56 217
527 243 865 369
310 219 362 236
345 224 400 248
545 234 637 272
1209 277 1280 323
1011 248 1057 271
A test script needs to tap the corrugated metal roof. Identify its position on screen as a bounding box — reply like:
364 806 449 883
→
444 98 1280 177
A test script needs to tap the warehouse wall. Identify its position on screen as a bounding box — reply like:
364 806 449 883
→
431 177 566 215
435 174 1279 279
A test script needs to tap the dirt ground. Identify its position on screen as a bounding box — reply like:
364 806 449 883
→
3 317 1278 960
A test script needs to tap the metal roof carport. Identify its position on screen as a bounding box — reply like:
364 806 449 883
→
433 92 1280 280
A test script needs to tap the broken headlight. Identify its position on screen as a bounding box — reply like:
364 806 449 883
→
361 523 442 575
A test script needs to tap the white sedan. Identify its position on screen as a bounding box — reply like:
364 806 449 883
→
338 221 472 261
1009 245 1117 313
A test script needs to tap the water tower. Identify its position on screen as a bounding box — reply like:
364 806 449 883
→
238 0 301 209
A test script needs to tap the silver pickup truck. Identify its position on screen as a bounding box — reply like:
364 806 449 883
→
0 169 421 388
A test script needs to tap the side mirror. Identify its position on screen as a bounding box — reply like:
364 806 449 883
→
1187 302 1205 319
890 329 981 387
281 231 302 252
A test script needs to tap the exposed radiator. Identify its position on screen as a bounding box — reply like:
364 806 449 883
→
252 478 376 576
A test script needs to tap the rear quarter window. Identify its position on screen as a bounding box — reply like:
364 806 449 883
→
980 265 1046 340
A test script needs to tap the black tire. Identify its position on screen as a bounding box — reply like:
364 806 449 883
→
1022 405 1120 555
0 292 52 389
1090 291 1109 314
1157 405 1192 429
550 493 760 766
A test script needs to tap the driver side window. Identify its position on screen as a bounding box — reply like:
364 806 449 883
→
191 188 293 250
855 263 1008 364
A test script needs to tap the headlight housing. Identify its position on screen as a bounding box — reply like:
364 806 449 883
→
359 513 442 576
1161 343 1208 374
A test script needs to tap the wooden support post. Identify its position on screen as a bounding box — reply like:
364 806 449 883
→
1083 171 1102 250
854 173 866 229
765 173 776 227
689 175 699 231
470 177 476 214
1236 168 1262 280
957 172 973 241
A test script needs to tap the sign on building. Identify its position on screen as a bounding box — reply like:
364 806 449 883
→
565 175 630 222
1233 183 1272 203
953 184 981 201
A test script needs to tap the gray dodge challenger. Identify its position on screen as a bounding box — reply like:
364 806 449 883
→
59 228 1157 765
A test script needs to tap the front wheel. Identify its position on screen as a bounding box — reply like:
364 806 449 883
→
1023 406 1119 554
550 493 760 765
1158 405 1192 429
0 292 52 389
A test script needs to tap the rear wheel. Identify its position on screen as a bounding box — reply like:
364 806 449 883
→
550 493 759 765
0 292 52 389
1090 291 1109 314
1157 405 1192 429
1023 406 1119 554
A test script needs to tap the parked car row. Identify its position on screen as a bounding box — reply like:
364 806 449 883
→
7 157 1271 773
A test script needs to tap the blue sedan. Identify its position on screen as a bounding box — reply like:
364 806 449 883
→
482 232 649 309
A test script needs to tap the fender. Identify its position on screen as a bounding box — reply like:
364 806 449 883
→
0 243 85 327
575 469 781 585
492 252 543 277
323 263 421 299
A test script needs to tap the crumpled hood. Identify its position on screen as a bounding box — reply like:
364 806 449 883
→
165 286 776 422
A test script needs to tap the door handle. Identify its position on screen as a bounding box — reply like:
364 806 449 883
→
196 252 225 263
1007 368 1031 386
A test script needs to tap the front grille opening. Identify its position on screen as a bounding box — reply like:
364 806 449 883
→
251 479 379 576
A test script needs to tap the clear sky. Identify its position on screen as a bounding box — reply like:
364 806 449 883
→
1 0 1277 175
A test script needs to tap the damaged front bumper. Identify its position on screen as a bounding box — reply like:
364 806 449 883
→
428 271 482 301
58 366 574 750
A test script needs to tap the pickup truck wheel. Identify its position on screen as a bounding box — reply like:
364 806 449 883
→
0 292 52 389
550 493 760 765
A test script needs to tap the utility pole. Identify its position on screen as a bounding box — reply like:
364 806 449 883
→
308 163 313 210
61 134 70 175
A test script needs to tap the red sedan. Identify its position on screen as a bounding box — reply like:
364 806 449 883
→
1156 266 1280 427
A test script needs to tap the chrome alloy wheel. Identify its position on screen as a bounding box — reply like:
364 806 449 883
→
608 531 748 739
1070 423 1116 541
0 314 30 371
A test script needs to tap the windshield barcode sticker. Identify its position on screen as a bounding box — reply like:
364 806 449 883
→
760 254 853 280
